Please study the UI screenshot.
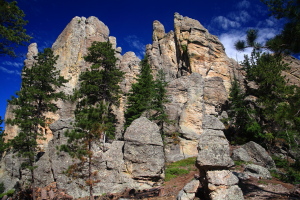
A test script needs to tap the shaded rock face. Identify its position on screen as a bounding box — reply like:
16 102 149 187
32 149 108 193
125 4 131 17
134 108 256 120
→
1 13 245 198
245 142 275 166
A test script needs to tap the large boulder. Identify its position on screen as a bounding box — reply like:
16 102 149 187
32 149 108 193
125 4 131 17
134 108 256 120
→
124 117 165 180
197 129 234 169
242 141 275 169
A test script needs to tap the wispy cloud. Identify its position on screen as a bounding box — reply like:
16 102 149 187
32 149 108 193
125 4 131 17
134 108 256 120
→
229 11 251 23
124 35 145 59
219 31 251 62
219 27 281 62
211 16 241 30
237 0 250 9
0 66 21 76
2 61 23 68
208 0 284 62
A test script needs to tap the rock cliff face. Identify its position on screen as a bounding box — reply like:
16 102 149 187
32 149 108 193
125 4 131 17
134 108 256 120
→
1 13 244 198
147 13 242 161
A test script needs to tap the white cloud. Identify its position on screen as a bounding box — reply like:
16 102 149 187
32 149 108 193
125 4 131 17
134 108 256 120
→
237 0 251 9
218 26 281 62
2 61 23 68
212 16 241 30
124 35 146 59
219 31 252 62
256 28 279 44
0 66 21 75
229 11 251 23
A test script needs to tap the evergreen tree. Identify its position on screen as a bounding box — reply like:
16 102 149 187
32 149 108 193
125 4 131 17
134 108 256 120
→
61 41 124 200
6 48 67 198
234 29 299 146
261 0 300 54
0 116 7 157
125 56 155 127
150 69 170 135
227 76 261 144
0 0 31 57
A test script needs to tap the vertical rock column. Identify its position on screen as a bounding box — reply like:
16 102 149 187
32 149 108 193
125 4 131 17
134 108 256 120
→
196 115 244 200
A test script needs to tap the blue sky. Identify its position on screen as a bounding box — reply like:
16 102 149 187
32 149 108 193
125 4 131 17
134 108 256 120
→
0 0 286 123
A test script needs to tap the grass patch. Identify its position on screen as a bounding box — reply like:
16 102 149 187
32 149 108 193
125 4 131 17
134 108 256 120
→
258 180 267 185
234 160 247 166
165 157 196 181
168 157 196 168
0 189 15 198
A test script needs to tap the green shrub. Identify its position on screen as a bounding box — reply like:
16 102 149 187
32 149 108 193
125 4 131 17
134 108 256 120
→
272 155 288 168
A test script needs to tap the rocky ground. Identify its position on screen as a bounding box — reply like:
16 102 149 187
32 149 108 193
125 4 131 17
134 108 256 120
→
90 159 299 200
13 157 300 200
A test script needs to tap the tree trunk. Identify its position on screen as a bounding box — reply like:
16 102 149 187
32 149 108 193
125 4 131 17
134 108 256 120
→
88 139 94 200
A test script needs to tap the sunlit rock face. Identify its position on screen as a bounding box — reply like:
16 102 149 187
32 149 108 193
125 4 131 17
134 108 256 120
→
146 13 243 161
1 13 248 198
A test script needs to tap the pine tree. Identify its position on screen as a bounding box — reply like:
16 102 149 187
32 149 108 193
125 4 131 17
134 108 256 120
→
234 29 299 145
61 41 124 200
150 69 170 136
227 76 262 144
0 116 7 157
6 48 67 198
261 0 300 54
124 56 155 127
0 0 31 57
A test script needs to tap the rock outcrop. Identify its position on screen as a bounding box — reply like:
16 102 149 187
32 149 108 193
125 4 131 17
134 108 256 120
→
232 141 276 169
196 116 244 200
1 13 245 198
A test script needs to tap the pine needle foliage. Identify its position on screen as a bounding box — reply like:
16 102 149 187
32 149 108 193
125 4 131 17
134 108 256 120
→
228 76 261 144
6 48 67 196
60 41 124 200
0 0 31 57
262 0 300 54
125 56 155 127
125 57 170 135
232 28 300 150
150 69 171 135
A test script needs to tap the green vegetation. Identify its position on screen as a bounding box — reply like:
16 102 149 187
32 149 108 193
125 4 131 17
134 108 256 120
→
165 157 196 181
0 189 15 198
125 56 155 127
234 160 249 166
230 27 300 147
150 69 170 135
229 1 300 184
6 48 67 197
125 57 170 134
60 41 124 200
165 168 189 181
0 116 7 157
0 0 31 57
261 0 300 54
271 156 300 184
